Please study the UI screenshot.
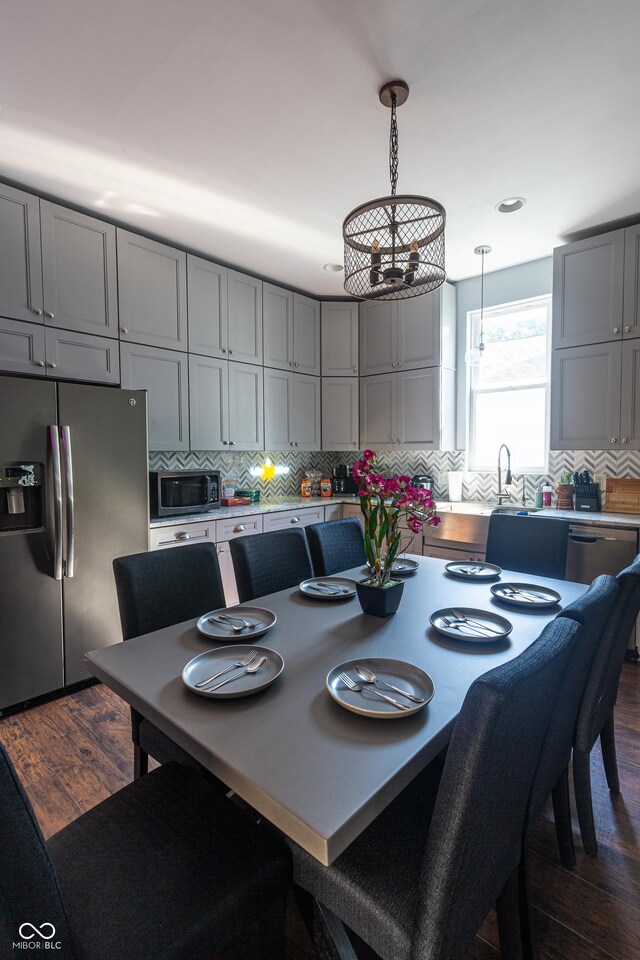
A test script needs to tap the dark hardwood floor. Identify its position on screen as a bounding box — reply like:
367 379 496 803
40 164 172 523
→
1 665 638 960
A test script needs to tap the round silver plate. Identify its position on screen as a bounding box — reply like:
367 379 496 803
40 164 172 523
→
299 577 357 600
444 561 502 580
491 582 561 608
182 645 284 699
326 658 434 719
196 606 277 642
430 607 512 643
364 557 420 577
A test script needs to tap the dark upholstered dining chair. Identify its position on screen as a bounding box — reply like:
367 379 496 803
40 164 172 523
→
288 616 582 960
571 556 640 855
305 517 366 577
230 528 313 602
0 746 290 960
485 513 570 579
113 543 226 778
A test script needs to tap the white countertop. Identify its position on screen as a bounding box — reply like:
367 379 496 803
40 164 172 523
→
149 496 359 528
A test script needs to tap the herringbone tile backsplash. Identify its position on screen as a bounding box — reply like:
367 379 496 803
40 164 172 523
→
149 449 640 503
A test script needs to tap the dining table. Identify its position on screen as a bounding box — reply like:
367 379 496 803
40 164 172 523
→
85 556 587 866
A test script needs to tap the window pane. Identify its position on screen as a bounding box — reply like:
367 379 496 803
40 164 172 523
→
473 305 548 389
471 387 547 471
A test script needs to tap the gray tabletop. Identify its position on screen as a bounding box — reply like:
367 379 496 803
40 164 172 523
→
86 557 586 865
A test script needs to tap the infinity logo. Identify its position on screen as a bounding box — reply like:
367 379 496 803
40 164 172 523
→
18 923 56 940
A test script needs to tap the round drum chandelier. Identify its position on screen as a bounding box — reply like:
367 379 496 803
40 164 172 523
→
342 80 446 301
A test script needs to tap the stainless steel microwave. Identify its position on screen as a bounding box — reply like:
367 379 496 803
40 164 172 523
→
149 470 221 517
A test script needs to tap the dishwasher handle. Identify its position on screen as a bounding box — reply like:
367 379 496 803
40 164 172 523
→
569 534 617 543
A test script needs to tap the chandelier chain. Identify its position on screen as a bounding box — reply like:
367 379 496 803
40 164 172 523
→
389 92 399 197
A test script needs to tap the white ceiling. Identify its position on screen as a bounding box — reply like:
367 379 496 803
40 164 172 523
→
2 0 640 295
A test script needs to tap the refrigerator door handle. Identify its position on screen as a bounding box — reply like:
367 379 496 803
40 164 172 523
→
61 425 75 578
49 425 63 581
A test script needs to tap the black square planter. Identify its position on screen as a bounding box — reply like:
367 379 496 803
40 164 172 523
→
356 578 404 617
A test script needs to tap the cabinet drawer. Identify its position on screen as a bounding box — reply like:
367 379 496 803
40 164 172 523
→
149 521 215 550
262 507 324 532
216 514 263 542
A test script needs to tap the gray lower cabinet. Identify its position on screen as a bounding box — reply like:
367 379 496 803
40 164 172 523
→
120 342 189 450
264 368 320 451
189 355 263 452
0 317 119 383
187 255 228 358
228 269 263 364
360 367 453 451
40 202 118 338
0 184 43 323
550 342 622 449
322 377 359 451
623 224 640 339
552 231 625 349
117 229 188 349
321 302 358 376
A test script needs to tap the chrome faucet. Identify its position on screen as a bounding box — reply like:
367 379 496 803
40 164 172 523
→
497 444 513 504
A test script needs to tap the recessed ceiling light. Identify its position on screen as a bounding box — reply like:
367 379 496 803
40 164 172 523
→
323 263 343 272
496 197 527 214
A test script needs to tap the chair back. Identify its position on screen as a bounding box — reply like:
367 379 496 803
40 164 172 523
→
412 616 582 960
485 514 570 579
527 574 619 824
0 745 76 958
305 518 366 577
112 543 225 641
230 528 313 602
575 557 640 752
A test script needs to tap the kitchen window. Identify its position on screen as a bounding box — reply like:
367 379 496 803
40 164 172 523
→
467 295 552 473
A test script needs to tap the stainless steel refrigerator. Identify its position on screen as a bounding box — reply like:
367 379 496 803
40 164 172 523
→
0 375 148 712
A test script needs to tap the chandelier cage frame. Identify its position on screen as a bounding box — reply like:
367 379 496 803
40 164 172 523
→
342 80 446 301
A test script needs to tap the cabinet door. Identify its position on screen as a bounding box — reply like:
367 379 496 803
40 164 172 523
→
397 368 439 449
360 300 396 375
293 374 321 450
397 292 440 369
150 521 216 550
623 225 640 340
322 377 359 451
550 343 622 449
321 302 359 376
0 184 43 322
228 269 263 364
0 317 46 376
359 373 396 449
324 504 343 522
263 282 293 370
293 294 320 375
228 361 264 451
215 542 239 606
189 354 228 451
40 202 118 338
187 255 228 358
44 328 119 384
264 368 293 450
620 339 640 449
120 342 189 450
552 232 624 348
117 229 188 349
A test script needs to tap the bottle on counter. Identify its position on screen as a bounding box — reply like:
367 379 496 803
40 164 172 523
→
542 483 553 507
534 485 543 509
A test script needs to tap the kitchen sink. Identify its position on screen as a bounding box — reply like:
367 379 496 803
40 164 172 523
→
491 504 541 514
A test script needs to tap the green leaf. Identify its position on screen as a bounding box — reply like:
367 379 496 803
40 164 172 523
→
386 531 402 567
363 535 375 567
368 504 378 540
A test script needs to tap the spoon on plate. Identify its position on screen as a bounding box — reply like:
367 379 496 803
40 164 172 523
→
354 665 425 703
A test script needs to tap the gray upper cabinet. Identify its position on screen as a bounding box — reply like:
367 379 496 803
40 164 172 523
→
360 301 396 376
397 367 439 449
44 328 119 384
117 230 187 350
550 342 622 449
552 231 625 349
187 255 227 358
264 368 320 451
0 316 46 376
359 373 396 449
321 302 358 376
0 184 43 323
40 202 118 338
189 354 228 451
621 339 640 448
360 366 453 451
293 294 320 375
120 342 189 451
263 283 293 370
227 269 262 364
623 225 640 340
322 377 359 451
228 361 264 451
293 372 321 449
397 296 440 370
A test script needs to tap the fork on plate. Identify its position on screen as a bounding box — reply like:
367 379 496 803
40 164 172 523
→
195 650 257 688
338 672 410 711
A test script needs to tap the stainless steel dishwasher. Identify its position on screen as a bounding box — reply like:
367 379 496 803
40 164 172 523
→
565 522 639 658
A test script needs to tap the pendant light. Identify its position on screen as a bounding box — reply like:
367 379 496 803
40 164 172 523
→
342 80 446 301
465 244 492 366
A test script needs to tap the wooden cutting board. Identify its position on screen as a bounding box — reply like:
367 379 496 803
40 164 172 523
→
604 478 640 514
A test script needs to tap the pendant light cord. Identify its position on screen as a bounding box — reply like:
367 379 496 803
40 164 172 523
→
389 92 399 197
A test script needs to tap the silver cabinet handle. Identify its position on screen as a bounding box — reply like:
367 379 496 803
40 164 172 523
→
49 426 63 581
61 425 75 578
229 350 234 355
34 308 43 316
622 437 628 443
229 440 236 445
217 547 225 554
352 366 357 372
613 327 620 334
48 361 57 368
175 532 190 541
35 360 45 367
46 311 55 319
289 361 294 367
120 327 128 334
624 326 631 333
290 517 300 523
610 437 617 443
233 524 245 532
294 362 299 367
222 347 228 353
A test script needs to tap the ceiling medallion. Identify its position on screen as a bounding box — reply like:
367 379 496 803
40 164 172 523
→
342 80 446 301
